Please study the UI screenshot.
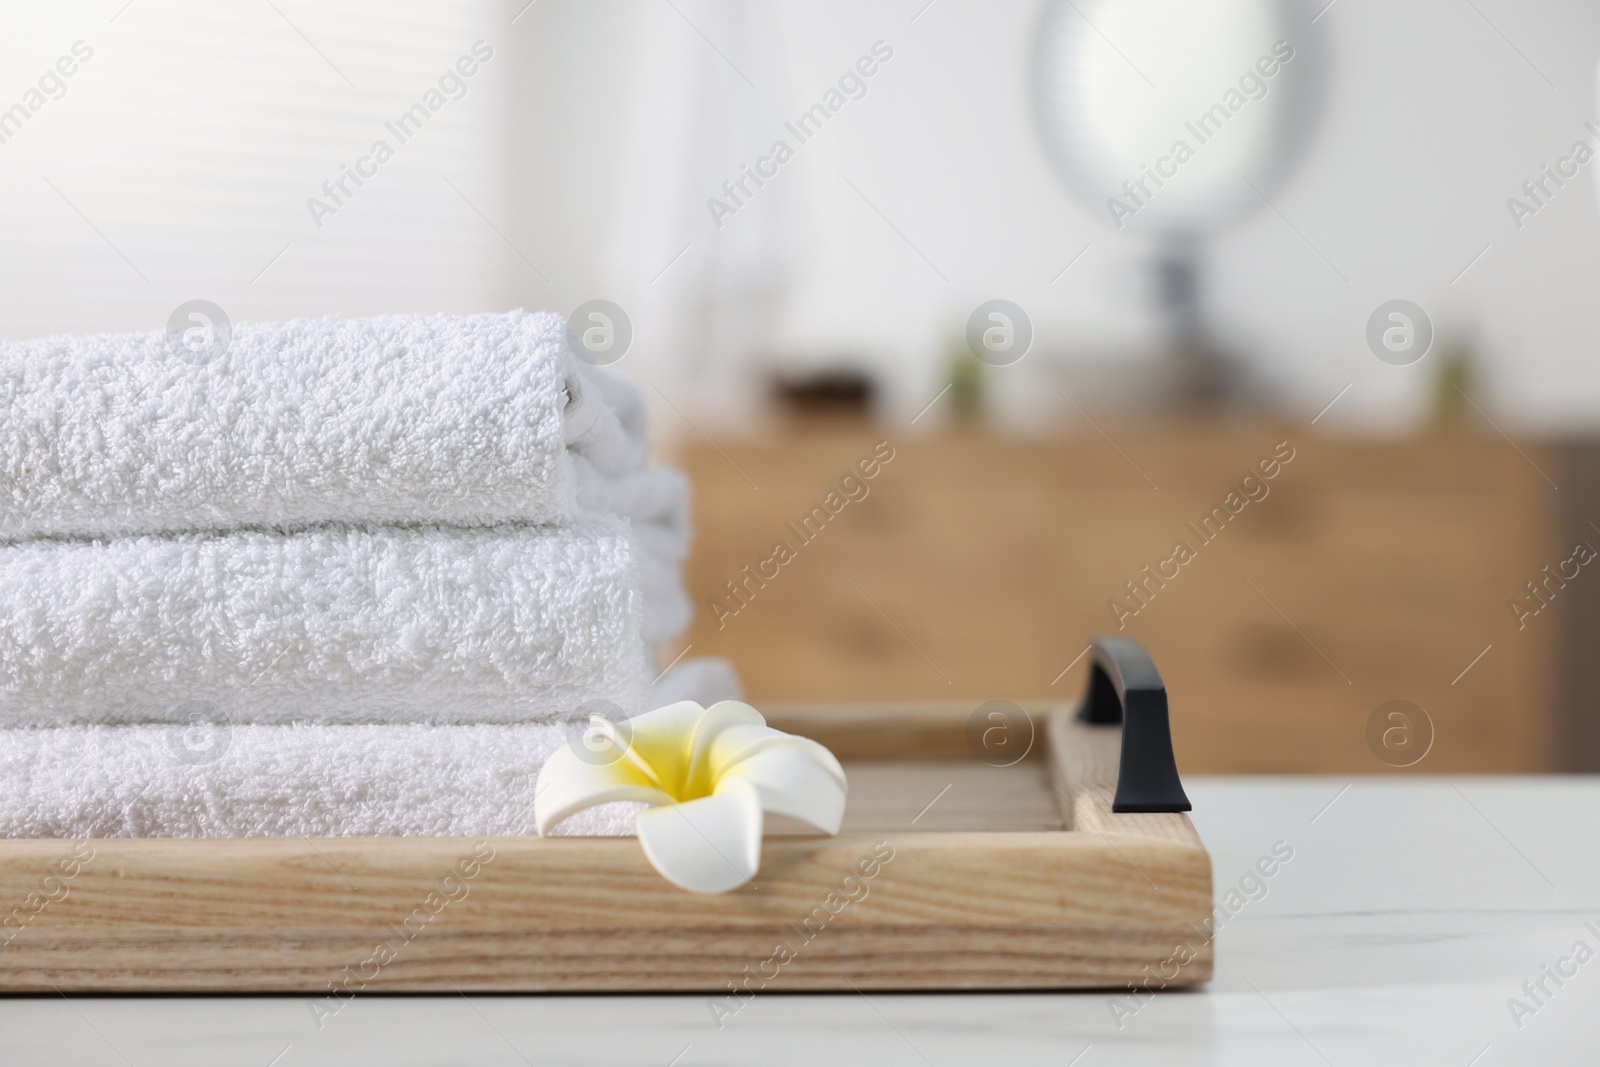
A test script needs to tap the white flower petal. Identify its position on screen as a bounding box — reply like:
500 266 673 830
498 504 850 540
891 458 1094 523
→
622 699 711 738
533 700 849 891
724 741 848 835
605 699 718 794
686 702 767 763
635 776 764 893
767 734 848 790
703 699 769 725
704 723 847 789
533 741 673 835
681 704 780 795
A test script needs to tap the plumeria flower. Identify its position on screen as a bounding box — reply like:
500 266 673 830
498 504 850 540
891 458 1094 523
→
535 700 847 893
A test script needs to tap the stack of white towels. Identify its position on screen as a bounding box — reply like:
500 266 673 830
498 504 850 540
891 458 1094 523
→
0 310 733 838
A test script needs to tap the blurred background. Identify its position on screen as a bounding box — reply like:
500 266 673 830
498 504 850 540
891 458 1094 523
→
3 0 1599 772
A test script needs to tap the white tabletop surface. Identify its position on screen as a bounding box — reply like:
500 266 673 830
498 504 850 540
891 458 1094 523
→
1 776 1596 1066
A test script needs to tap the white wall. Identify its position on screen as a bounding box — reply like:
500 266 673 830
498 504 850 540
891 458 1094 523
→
503 0 1600 431
5 0 1599 432
0 1 515 334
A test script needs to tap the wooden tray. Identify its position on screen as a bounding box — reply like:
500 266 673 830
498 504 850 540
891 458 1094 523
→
0 641 1212 992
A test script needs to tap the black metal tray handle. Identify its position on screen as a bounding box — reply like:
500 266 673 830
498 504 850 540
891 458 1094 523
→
1078 636 1192 813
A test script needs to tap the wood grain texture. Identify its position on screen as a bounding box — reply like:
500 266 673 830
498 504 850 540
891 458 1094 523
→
764 702 1039 762
1047 714 1205 846
0 708 1212 993
838 762 1063 832
675 425 1562 772
1553 441 1600 771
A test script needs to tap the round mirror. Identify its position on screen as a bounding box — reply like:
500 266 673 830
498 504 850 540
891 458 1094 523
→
1032 0 1325 406
1033 0 1322 235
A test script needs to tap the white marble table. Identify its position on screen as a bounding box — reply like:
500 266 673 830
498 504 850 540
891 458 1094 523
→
1 777 1595 1066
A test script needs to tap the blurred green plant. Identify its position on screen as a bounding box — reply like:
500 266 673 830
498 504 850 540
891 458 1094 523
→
1429 337 1478 430
946 334 984 422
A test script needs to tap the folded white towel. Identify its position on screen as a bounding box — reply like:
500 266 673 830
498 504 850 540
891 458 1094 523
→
574 463 691 565
0 722 637 838
0 517 644 726
591 466 693 644
0 310 646 540
564 356 648 478
0 656 740 839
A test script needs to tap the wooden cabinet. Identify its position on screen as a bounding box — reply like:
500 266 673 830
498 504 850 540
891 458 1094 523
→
673 424 1569 773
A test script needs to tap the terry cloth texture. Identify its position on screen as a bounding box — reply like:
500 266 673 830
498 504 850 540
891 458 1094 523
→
0 310 635 539
0 518 645 726
0 721 638 838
